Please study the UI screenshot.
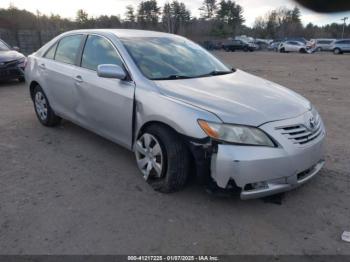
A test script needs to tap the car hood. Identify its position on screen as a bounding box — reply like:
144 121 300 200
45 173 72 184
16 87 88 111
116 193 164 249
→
0 50 24 63
154 69 311 126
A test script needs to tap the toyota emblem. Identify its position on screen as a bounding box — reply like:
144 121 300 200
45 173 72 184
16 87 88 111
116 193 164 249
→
309 117 316 130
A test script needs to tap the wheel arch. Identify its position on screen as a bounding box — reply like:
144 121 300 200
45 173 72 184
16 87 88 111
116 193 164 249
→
29 80 40 101
137 120 178 138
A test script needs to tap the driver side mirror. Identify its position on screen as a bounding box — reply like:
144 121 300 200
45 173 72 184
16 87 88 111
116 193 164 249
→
97 64 127 80
13 46 20 52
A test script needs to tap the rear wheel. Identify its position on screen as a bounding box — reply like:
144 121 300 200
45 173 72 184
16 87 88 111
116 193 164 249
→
134 125 190 193
33 85 61 127
280 48 285 53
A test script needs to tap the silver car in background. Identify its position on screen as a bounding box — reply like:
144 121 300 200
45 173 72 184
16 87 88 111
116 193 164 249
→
331 39 350 54
25 29 326 199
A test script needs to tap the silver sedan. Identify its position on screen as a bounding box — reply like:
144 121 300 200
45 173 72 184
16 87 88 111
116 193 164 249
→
25 29 326 199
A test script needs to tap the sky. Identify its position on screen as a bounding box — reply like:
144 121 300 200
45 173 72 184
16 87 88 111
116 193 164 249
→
1 0 349 27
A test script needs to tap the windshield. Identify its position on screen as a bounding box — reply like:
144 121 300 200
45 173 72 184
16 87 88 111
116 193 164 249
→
120 37 232 80
0 40 10 51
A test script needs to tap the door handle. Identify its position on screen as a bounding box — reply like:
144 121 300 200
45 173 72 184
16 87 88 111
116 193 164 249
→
75 75 83 83
39 63 46 70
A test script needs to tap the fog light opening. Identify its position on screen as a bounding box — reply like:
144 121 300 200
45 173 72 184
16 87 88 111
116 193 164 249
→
245 182 269 191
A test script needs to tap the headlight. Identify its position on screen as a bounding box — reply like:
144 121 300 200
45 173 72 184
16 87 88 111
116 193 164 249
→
17 57 27 67
198 120 275 147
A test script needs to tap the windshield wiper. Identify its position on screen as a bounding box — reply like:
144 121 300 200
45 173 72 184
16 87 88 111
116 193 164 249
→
152 69 235 80
152 74 194 80
199 70 233 77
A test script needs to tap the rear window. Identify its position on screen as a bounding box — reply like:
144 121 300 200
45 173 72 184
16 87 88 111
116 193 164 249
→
55 35 84 65
44 42 58 59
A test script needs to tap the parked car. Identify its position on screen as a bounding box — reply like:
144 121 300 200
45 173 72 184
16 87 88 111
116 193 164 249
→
254 40 269 50
268 41 281 52
278 41 307 53
330 39 350 54
25 29 325 199
308 39 336 51
0 39 26 82
222 40 255 52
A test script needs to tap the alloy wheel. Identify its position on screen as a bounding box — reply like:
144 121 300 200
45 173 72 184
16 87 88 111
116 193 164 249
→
135 133 164 180
35 91 48 121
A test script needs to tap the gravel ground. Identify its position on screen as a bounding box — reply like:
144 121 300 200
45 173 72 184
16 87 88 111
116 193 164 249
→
0 51 349 255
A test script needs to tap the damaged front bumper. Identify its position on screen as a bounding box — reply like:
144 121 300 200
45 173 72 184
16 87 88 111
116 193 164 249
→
210 113 326 200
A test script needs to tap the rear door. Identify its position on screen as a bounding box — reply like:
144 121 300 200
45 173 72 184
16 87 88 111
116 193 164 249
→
40 34 85 119
73 34 135 148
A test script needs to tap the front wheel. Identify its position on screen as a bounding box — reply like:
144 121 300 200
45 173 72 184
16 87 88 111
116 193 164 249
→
33 85 61 126
333 48 342 55
134 125 190 193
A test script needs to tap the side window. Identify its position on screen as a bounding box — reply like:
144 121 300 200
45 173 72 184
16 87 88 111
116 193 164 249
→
55 35 84 65
81 35 123 71
44 42 58 60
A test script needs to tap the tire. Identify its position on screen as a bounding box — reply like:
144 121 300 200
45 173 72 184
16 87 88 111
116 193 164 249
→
33 85 61 127
243 47 249 52
134 125 190 193
333 48 342 55
299 48 307 53
18 77 25 82
280 48 285 53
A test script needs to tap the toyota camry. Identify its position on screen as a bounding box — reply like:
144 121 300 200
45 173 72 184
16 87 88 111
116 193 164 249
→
25 29 326 199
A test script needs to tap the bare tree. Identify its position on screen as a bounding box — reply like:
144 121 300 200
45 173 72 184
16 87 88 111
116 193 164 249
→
199 0 217 20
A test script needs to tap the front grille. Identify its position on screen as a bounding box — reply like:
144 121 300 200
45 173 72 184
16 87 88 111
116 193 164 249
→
276 115 323 145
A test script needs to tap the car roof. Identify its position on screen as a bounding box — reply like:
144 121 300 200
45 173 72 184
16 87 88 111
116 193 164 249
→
64 29 176 38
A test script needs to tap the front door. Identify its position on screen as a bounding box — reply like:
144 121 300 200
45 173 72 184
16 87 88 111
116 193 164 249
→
73 34 135 149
